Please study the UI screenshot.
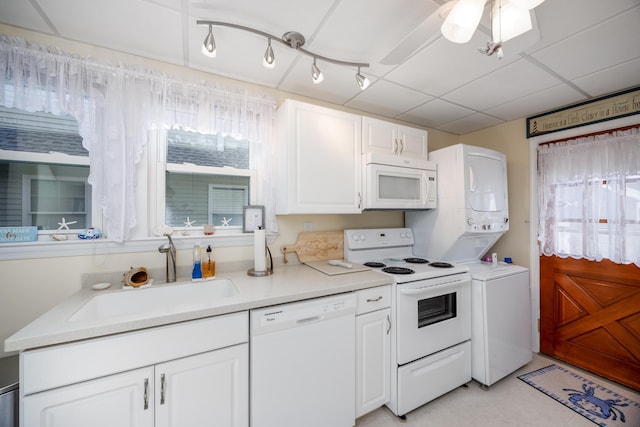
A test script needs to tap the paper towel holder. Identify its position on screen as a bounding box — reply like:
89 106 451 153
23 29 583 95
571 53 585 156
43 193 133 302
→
248 245 273 276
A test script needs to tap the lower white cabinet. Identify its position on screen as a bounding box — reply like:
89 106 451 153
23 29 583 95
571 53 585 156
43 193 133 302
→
156 344 248 427
24 345 248 427
355 286 391 418
21 312 249 427
23 366 155 427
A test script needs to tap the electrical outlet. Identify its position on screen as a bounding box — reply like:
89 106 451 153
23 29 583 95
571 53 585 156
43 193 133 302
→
303 222 313 232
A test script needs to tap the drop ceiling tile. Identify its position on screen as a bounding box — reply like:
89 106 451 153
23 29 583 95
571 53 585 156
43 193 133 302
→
345 80 432 118
188 0 335 35
572 58 640 97
0 2 54 34
438 113 504 135
385 29 517 97
37 0 184 66
526 0 640 53
443 58 562 111
397 99 475 128
531 6 640 81
309 0 439 76
485 83 586 121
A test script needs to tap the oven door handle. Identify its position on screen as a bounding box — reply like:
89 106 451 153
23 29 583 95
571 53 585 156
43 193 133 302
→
398 280 466 296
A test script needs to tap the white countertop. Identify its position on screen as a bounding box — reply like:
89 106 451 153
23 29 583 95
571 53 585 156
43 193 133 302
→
4 263 392 353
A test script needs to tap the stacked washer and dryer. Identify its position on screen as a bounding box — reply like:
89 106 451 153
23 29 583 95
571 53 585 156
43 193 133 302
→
406 144 533 388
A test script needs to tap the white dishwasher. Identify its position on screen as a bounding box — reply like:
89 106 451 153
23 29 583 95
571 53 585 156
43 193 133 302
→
250 293 357 427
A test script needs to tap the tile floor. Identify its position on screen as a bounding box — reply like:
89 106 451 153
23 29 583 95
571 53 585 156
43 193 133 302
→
356 353 640 426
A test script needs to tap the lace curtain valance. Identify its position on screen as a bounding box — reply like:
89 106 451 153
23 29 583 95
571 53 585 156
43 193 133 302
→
0 35 277 241
537 126 640 266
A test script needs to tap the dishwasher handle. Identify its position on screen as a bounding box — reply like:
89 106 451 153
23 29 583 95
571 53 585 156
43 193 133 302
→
296 315 323 325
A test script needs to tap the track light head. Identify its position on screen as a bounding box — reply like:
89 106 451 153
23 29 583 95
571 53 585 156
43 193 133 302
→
311 58 324 84
263 38 275 69
202 24 216 58
355 67 370 90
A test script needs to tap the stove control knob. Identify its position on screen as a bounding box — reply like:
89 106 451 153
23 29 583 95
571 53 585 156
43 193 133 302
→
467 217 475 226
351 234 359 241
359 233 367 241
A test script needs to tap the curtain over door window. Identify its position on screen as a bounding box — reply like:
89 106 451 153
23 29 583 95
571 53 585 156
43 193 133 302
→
537 127 640 266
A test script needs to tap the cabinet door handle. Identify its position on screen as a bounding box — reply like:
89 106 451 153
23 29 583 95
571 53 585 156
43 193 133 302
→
366 296 382 302
143 378 149 410
358 192 362 210
386 314 391 335
393 139 398 154
160 373 166 405
399 139 404 154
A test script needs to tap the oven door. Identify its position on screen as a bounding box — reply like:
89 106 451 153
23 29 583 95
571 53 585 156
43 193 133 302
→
363 162 436 210
396 274 471 365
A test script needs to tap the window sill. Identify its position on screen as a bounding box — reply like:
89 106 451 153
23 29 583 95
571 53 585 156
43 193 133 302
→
0 232 278 260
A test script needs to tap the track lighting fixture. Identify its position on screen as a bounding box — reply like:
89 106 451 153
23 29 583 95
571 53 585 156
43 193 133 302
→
201 24 216 58
197 21 370 89
311 58 324 84
263 38 275 69
355 67 370 90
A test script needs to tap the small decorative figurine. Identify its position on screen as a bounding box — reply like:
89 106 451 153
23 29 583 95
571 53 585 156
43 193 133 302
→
78 227 102 240
221 217 232 227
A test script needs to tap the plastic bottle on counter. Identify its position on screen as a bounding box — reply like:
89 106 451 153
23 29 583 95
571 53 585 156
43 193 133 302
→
202 244 215 278
192 242 203 280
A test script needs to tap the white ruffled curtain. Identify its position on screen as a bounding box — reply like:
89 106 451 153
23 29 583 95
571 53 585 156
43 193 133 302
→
537 127 640 266
0 35 277 241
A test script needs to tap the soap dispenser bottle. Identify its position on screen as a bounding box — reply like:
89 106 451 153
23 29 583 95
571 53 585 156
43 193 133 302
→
192 242 203 280
203 244 215 278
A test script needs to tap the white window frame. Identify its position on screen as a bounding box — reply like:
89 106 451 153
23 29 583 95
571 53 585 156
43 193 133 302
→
148 129 258 237
0 149 101 238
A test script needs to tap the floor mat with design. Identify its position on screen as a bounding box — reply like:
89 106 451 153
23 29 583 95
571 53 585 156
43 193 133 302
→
518 364 640 427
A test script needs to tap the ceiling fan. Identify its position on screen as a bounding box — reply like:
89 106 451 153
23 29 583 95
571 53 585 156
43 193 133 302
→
380 0 543 65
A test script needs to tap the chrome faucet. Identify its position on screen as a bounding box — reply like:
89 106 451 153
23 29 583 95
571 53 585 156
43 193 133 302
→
158 233 177 283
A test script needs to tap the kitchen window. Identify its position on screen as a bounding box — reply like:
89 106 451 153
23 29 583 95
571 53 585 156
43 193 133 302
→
155 128 256 233
0 107 93 235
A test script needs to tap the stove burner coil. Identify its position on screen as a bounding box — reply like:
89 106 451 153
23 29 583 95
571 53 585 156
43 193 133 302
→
382 266 415 275
404 257 429 264
364 262 386 268
429 262 454 268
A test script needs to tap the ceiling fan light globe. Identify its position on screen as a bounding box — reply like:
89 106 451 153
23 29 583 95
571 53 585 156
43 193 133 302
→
441 0 486 43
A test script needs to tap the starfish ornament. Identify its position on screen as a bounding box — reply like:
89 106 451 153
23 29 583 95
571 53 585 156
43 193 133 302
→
57 217 77 231
221 217 232 227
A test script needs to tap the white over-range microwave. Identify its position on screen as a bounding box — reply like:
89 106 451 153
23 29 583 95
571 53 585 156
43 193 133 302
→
362 152 437 210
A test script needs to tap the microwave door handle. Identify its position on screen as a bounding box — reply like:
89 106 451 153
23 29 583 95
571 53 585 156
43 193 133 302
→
398 280 466 296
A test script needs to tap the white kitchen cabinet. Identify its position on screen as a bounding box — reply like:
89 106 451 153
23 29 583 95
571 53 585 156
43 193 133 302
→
156 344 248 427
21 312 248 427
355 286 391 418
362 116 427 159
23 366 155 427
276 99 362 214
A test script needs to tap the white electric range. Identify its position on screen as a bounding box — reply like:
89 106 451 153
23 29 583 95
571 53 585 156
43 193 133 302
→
344 228 472 418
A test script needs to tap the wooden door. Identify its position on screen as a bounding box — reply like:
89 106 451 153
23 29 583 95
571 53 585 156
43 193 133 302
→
540 255 640 390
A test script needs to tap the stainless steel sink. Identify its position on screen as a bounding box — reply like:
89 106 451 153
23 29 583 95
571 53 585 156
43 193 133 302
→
68 279 239 322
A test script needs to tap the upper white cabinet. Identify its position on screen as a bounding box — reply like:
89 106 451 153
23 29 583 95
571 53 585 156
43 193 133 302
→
276 99 362 214
362 116 427 159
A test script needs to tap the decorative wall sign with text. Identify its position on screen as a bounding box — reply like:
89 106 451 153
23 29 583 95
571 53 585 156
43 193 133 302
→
527 86 640 138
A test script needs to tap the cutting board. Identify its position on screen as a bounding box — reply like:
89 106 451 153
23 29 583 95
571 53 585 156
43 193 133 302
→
281 231 344 264
305 260 371 276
